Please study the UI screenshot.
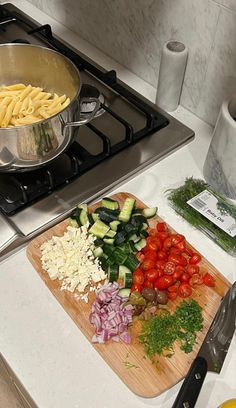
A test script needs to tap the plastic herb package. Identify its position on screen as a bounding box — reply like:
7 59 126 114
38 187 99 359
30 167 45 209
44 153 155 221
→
167 178 236 256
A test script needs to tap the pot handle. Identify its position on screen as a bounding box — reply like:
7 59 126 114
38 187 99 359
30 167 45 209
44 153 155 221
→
62 97 101 134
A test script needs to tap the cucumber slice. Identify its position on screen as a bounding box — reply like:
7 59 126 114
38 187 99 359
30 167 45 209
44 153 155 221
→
89 219 110 238
103 238 115 245
124 253 139 272
77 203 88 212
107 264 119 282
124 272 133 288
134 238 147 251
118 288 131 298
103 243 115 257
102 197 119 210
115 230 127 245
93 247 103 258
91 213 99 222
79 209 88 226
118 265 132 280
118 198 135 222
94 237 104 247
95 207 119 223
69 218 78 228
105 229 117 238
142 207 157 218
109 220 121 231
112 248 128 265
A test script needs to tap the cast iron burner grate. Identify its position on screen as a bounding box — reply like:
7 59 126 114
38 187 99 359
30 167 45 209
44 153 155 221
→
0 3 169 216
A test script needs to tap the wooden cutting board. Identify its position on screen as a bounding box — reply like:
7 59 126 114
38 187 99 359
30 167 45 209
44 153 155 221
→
27 192 231 398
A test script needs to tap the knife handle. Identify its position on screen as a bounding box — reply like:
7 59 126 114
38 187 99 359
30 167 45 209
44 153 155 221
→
172 356 208 408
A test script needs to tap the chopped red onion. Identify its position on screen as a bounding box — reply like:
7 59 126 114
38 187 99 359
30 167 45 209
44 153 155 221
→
90 282 133 344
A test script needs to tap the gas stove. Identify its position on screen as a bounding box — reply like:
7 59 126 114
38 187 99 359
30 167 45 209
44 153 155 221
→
0 3 194 259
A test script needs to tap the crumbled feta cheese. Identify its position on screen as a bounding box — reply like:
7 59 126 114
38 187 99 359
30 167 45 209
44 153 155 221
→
40 225 106 301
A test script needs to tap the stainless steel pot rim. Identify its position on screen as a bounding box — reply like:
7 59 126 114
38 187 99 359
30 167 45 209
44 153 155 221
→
0 43 82 130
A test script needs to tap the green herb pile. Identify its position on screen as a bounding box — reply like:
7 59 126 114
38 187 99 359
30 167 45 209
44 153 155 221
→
167 177 236 255
139 299 203 358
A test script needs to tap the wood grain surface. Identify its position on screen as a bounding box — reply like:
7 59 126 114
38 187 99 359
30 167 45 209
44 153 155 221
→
27 192 231 398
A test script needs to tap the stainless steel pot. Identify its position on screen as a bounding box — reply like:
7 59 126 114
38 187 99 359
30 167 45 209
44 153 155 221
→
0 43 100 172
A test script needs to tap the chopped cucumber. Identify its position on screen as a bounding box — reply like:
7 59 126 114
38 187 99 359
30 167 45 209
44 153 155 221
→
69 218 78 228
112 247 128 265
115 230 127 245
107 264 119 282
109 220 121 231
118 265 132 280
103 238 115 245
102 197 119 210
142 207 157 218
89 219 110 238
124 253 139 272
91 213 99 222
134 238 147 251
93 247 103 258
77 208 88 226
77 203 88 212
118 288 131 298
118 197 135 222
124 272 133 288
98 256 109 272
103 243 115 257
95 207 119 223
94 237 104 247
105 229 117 238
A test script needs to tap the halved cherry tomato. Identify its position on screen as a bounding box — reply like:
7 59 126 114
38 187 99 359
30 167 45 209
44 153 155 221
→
131 283 143 292
164 261 176 275
157 250 168 260
178 283 192 298
154 275 174 290
173 265 184 281
167 283 179 293
167 292 178 300
189 273 204 287
156 222 167 232
156 269 164 278
168 253 183 265
143 280 153 289
179 272 190 283
189 253 202 265
136 251 144 262
203 273 215 287
141 259 156 271
169 247 182 256
146 236 162 251
156 260 166 271
145 268 159 283
132 269 145 285
143 249 158 261
175 238 186 252
157 231 170 241
163 236 172 251
171 234 184 246
186 264 200 276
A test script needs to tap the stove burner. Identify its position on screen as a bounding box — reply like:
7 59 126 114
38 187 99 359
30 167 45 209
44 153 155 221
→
80 84 106 118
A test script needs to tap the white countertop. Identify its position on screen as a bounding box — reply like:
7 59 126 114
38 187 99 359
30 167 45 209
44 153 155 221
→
0 1 236 407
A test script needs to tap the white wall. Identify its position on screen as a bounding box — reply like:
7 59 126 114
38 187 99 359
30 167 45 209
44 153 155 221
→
28 0 236 126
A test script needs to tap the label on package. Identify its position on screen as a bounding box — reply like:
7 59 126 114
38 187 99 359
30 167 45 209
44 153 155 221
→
187 190 236 238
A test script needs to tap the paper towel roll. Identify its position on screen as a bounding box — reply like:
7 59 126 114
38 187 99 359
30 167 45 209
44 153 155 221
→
155 41 188 112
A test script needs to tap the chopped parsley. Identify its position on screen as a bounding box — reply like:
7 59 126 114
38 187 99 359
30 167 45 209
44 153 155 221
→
139 298 203 358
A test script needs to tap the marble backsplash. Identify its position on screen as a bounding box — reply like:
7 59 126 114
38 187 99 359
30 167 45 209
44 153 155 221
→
28 0 236 126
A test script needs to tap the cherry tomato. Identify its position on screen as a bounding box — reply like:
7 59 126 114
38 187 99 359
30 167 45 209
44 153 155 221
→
169 247 182 256
171 234 184 246
156 269 164 278
147 228 157 236
147 236 163 251
173 265 184 281
163 236 172 251
164 261 176 275
189 253 202 265
179 272 190 283
167 292 178 300
156 222 167 232
143 249 158 261
154 275 174 290
203 273 215 287
168 253 183 265
136 251 144 262
141 259 156 271
175 239 186 252
157 250 168 261
186 264 200 276
156 260 166 271
132 269 145 285
145 268 159 283
185 245 194 257
167 283 179 293
157 231 170 241
189 273 204 287
178 283 192 298
142 280 153 289
131 283 143 292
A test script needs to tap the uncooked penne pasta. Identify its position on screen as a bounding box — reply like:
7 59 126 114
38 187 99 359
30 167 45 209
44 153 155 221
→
0 82 70 127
